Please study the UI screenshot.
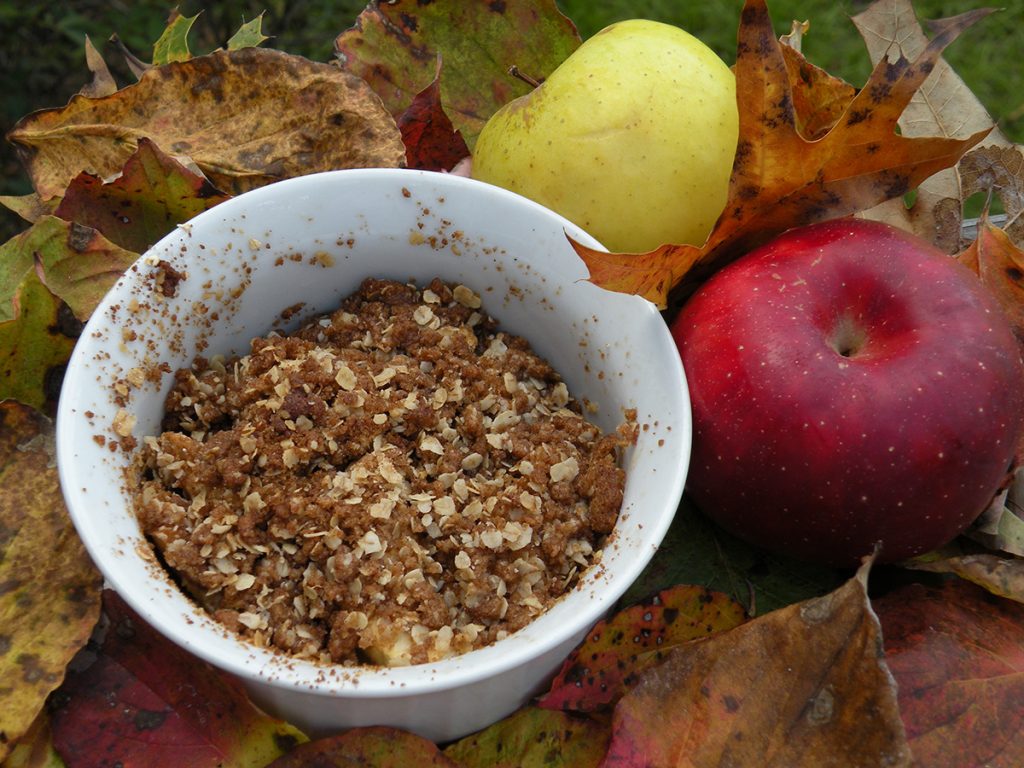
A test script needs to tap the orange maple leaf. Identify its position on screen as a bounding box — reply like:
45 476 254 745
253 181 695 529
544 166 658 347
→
574 0 992 308
958 212 1024 343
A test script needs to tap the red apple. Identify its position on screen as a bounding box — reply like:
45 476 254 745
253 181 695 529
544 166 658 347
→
672 218 1024 566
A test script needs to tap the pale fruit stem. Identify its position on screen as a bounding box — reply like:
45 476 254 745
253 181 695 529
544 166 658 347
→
508 65 541 89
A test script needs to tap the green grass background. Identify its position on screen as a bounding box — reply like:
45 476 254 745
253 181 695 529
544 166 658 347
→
2 0 1021 240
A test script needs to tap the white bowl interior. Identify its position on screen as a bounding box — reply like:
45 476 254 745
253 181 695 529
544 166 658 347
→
56 169 690 735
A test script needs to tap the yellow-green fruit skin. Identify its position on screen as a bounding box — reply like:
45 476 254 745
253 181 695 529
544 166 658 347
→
472 19 738 253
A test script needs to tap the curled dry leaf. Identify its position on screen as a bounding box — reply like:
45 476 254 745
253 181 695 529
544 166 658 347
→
80 36 117 99
599 559 911 768
907 549 1024 604
335 0 580 149
443 707 610 768
964 468 1024 557
956 212 1024 341
574 0 989 308
397 58 470 173
779 44 856 142
853 0 1007 252
0 194 59 225
50 590 306 768
538 584 745 712
267 727 456 768
0 402 102 762
54 138 231 254
875 581 1024 767
7 48 405 200
959 145 1024 244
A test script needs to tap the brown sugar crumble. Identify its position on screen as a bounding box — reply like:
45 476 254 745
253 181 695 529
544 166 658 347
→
134 278 636 667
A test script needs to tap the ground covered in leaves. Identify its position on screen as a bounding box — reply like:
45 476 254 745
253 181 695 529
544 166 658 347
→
2 0 1024 766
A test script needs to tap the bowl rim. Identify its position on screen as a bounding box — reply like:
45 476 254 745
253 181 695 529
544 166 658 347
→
56 168 690 697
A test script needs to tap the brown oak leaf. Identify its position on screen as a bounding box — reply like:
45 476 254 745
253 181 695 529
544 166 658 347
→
574 0 989 308
598 559 911 767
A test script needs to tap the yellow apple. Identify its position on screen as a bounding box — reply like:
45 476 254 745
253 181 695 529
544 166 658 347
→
472 19 738 253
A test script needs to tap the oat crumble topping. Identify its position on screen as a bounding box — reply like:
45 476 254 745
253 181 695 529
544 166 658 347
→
134 278 635 666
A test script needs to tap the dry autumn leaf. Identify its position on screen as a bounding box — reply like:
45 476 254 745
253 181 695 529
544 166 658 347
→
0 402 102 762
7 47 405 200
0 216 137 323
50 591 306 768
0 217 136 408
956 211 1024 340
538 584 746 712
574 0 989 308
907 549 1024 604
0 194 59 226
875 581 1024 767
0 710 63 768
853 0 1010 252
963 469 1024 557
268 727 457 768
444 708 610 768
397 58 470 172
334 0 580 149
81 36 117 99
598 559 911 767
958 144 1024 244
54 138 231 254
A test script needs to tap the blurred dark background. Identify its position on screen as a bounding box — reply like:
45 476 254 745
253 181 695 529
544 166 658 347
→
2 0 1020 243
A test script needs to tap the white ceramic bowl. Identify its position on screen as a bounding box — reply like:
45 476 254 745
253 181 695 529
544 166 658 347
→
56 168 690 742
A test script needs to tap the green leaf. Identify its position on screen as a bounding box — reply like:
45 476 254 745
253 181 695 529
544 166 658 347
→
621 497 844 616
54 138 230 254
443 707 610 768
227 13 270 51
0 276 77 410
152 11 200 65
335 0 580 149
267 727 455 767
0 217 136 408
0 217 137 324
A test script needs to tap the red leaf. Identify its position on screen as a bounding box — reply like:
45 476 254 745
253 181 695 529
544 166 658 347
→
267 726 458 767
538 585 745 712
50 590 304 768
398 58 470 172
875 581 1024 767
54 138 230 254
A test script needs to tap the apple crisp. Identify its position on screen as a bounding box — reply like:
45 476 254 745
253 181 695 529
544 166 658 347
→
134 278 635 666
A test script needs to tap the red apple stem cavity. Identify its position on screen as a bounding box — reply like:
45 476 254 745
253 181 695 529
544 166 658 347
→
830 315 868 358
